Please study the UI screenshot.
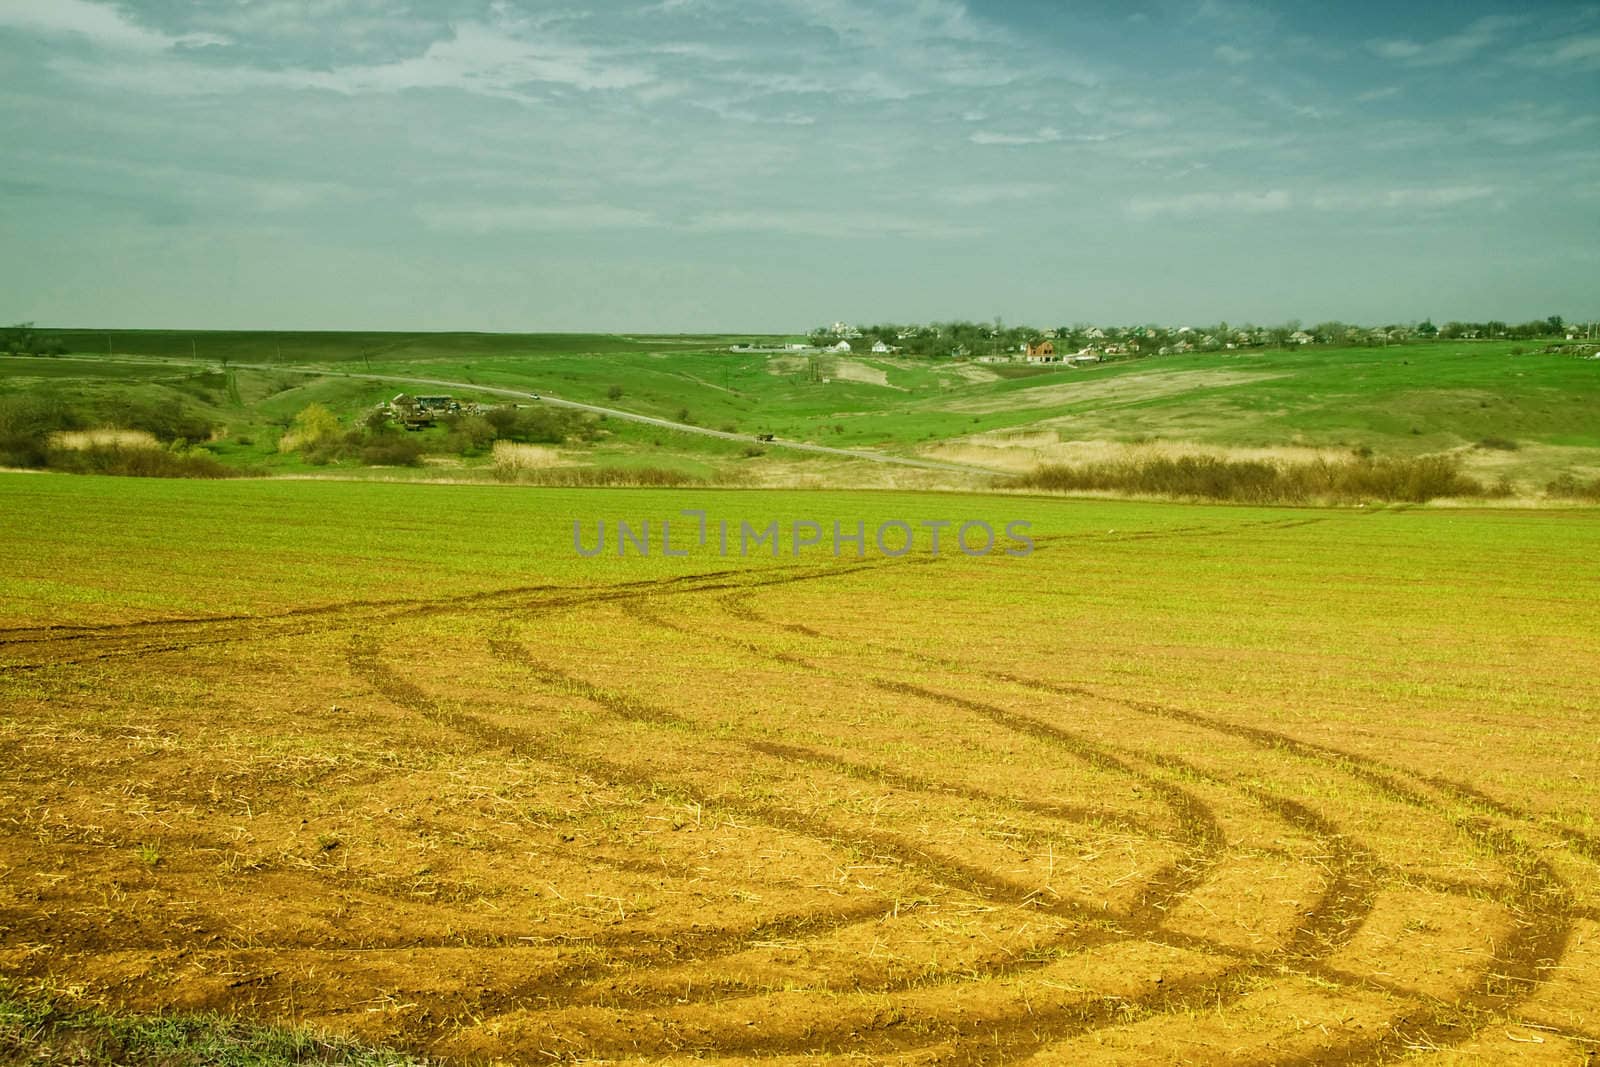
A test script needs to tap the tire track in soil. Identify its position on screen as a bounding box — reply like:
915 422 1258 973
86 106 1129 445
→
0 510 1328 672
615 597 1248 941
0 560 907 671
482 634 1144 927
472 641 1227 1061
347 631 1061 1030
722 593 1577 1066
7 511 1361 1056
358 627 1260 1058
648 609 1380 1062
743 740 1158 840
480 605 1382 1063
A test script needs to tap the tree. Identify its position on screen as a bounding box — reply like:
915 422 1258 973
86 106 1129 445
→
279 403 343 458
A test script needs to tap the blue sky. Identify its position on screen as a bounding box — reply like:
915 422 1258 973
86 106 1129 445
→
1 0 1596 331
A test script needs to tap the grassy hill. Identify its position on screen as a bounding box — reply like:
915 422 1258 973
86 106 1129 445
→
2 329 1596 494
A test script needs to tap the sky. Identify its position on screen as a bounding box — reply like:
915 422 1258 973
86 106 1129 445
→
1 0 1597 332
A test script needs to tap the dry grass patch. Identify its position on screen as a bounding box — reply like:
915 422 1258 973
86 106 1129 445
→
48 429 162 451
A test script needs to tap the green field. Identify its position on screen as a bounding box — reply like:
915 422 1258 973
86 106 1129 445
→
2 473 1598 1063
3 330 1597 493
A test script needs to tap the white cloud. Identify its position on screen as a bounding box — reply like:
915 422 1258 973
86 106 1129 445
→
1513 33 1600 70
1127 189 1292 219
419 202 660 232
779 0 1002 48
0 0 227 51
690 208 981 240
1214 44 1253 65
51 18 657 99
1129 185 1500 220
1308 186 1498 211
970 126 1062 146
931 182 1055 207
1368 15 1527 67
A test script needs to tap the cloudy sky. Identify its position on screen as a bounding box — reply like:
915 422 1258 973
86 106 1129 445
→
2 0 1596 331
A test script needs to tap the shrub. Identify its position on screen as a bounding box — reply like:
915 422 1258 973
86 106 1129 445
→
46 443 238 478
118 399 214 444
494 464 700 487
0 394 80 468
607 385 624 400
484 405 578 444
278 404 342 454
441 414 497 455
1546 473 1600 501
1007 454 1483 504
1475 436 1519 451
360 437 424 467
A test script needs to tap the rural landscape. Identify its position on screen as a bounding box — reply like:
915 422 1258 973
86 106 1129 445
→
5 0 1599 1062
3 326 1599 1064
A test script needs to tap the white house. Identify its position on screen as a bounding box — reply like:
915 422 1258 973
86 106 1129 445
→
831 340 852 352
1290 330 1314 345
871 340 893 354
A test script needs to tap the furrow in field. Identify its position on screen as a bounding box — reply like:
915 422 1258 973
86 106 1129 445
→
719 592 1579 1065
483 635 1133 925
348 629 1164 1044
0 561 897 670
480 596 1384 1062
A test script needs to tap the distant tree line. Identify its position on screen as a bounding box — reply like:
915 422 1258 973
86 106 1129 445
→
2 323 67 357
806 314 1582 359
